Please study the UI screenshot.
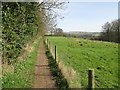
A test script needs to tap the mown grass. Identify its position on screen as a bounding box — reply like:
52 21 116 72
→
2 38 41 88
44 41 69 89
46 36 119 88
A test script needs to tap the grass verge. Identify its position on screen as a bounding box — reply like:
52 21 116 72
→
44 41 69 89
2 37 41 88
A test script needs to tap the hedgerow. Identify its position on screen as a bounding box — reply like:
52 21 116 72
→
2 2 41 64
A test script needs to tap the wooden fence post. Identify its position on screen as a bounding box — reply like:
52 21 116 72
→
47 39 48 45
49 42 51 52
88 69 94 89
55 45 56 61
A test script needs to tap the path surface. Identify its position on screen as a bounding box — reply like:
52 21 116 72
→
34 40 56 88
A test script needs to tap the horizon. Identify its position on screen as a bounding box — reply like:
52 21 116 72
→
64 31 101 32
57 2 118 32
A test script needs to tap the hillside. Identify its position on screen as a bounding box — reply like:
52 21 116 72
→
46 36 118 88
65 31 100 36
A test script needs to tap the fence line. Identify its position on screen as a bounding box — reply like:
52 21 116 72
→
45 38 95 89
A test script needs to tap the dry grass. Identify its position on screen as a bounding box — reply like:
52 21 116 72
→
24 44 34 53
48 43 82 88
3 42 35 74
57 60 81 88
18 43 34 61
2 63 14 74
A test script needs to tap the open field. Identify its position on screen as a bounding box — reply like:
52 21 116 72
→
46 36 119 88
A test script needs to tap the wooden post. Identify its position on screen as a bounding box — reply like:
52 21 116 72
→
47 39 48 45
88 69 94 89
55 45 56 61
47 40 49 48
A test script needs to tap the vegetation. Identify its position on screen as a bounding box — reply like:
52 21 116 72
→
2 1 119 89
63 31 100 39
48 28 64 36
45 41 69 89
2 2 42 64
99 19 119 43
46 36 119 88
2 1 67 64
2 1 67 88
2 38 41 88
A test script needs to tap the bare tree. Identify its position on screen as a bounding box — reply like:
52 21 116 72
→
99 19 119 43
38 0 68 36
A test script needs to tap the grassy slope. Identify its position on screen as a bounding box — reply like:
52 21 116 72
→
47 36 118 88
2 38 41 88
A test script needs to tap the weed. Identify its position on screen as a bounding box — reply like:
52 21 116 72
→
2 38 41 88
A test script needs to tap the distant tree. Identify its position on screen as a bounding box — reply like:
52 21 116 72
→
99 19 119 43
54 28 63 36
100 22 111 41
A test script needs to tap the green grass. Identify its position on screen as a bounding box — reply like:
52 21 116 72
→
45 42 69 89
46 36 119 88
2 37 41 88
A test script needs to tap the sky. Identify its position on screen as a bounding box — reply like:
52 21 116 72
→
57 1 118 32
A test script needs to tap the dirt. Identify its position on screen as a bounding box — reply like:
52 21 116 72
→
33 40 57 88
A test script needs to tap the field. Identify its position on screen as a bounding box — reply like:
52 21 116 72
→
46 36 118 88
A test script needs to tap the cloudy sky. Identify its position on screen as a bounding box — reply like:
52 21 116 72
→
57 1 118 32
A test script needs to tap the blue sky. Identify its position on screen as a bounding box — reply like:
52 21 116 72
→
57 2 118 32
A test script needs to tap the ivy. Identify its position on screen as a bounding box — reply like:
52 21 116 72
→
2 2 41 64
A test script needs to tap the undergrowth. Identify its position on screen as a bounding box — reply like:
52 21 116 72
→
2 38 41 88
44 41 69 89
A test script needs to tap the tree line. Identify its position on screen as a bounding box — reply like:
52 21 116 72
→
98 19 119 43
48 19 119 43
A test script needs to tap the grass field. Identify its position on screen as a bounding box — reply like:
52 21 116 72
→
2 38 41 88
46 36 119 88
